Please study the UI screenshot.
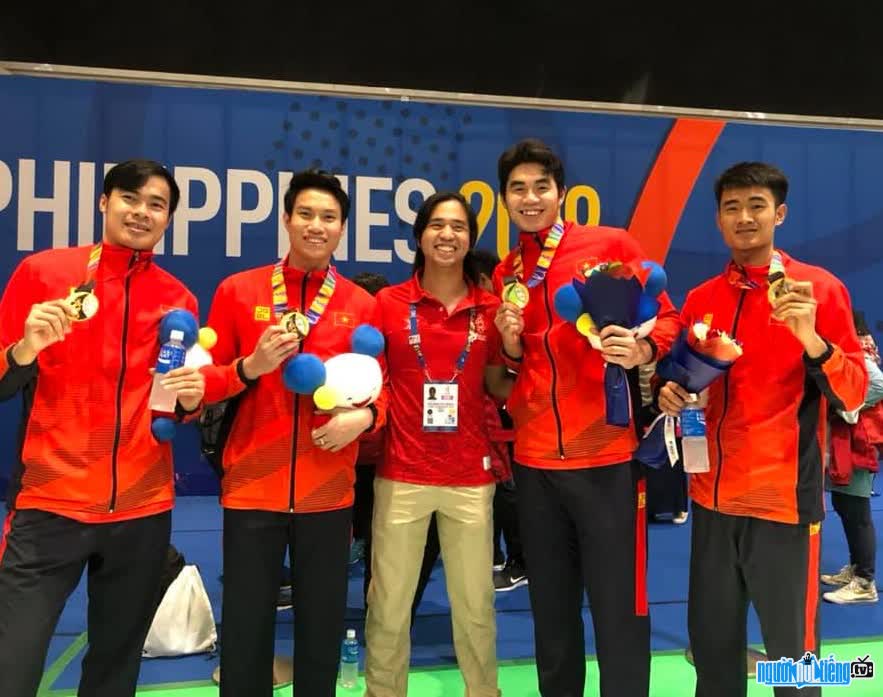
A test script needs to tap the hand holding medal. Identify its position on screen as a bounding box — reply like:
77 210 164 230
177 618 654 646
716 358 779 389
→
766 251 822 349
242 324 302 380
496 219 567 355
245 259 339 381
496 276 527 351
14 298 80 364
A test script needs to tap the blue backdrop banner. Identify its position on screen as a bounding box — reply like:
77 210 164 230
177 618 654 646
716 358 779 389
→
2 75 881 494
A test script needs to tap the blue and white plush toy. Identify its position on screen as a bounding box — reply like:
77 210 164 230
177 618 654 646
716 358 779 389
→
283 324 385 411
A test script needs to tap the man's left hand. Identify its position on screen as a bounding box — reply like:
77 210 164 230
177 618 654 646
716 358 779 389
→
311 407 373 453
599 325 652 369
161 366 205 413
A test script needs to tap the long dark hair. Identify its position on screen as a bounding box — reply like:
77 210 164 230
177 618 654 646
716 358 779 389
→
412 191 480 284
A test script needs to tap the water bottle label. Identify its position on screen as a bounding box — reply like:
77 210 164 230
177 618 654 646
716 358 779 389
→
156 343 187 374
680 408 706 438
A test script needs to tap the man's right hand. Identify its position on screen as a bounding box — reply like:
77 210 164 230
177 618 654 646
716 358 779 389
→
241 325 301 380
494 302 525 359
658 381 696 417
13 299 77 365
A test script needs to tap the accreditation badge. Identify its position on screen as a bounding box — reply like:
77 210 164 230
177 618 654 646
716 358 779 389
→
422 381 459 433
65 287 99 321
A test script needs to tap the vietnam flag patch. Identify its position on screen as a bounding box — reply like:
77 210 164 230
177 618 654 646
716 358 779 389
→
335 312 355 328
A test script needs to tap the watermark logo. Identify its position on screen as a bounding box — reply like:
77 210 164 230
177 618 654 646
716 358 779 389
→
756 652 874 689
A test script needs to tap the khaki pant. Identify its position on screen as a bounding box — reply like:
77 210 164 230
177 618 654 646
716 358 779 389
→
364 478 500 697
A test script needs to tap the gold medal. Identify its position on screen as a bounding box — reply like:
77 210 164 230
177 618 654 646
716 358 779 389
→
502 281 530 309
66 288 99 320
767 276 792 306
280 310 310 339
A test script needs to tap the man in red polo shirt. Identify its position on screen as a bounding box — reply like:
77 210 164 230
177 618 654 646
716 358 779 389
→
364 191 504 697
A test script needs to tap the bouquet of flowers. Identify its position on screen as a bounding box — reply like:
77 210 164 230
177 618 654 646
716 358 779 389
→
634 316 742 468
554 259 667 426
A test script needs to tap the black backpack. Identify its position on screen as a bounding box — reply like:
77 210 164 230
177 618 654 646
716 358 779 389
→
198 397 241 477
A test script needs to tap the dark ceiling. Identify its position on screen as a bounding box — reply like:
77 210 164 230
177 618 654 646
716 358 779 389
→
2 5 880 120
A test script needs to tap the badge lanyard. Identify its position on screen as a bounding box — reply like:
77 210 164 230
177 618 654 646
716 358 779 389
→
408 303 477 383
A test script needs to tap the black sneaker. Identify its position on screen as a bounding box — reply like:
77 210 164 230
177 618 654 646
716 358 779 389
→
494 560 528 592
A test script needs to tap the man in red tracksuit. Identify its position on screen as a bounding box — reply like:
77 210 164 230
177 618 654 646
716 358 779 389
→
200 169 386 697
492 139 680 697
0 160 203 697
659 162 867 697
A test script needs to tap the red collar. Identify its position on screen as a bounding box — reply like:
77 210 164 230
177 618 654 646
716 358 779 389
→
406 273 483 311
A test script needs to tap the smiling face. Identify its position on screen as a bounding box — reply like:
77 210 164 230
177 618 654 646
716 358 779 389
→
283 188 343 271
99 175 172 250
419 199 471 272
716 185 787 265
502 162 566 233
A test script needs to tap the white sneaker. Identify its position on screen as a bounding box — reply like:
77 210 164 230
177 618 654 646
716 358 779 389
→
820 564 855 587
823 576 878 605
673 511 689 525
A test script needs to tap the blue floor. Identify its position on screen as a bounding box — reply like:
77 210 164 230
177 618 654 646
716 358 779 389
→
3 494 881 690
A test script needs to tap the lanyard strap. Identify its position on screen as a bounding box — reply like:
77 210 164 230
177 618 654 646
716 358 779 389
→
511 219 565 287
271 259 337 324
409 303 477 383
726 249 785 290
79 242 102 289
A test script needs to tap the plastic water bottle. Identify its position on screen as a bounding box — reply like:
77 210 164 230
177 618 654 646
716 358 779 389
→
680 406 710 473
149 329 187 413
339 628 359 688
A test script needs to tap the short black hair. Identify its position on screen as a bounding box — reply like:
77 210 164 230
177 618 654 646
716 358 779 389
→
498 138 565 194
352 272 390 296
714 162 789 207
283 169 350 222
103 160 180 214
412 191 480 284
471 248 500 279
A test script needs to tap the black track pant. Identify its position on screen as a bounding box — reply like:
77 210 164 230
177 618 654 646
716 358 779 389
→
688 503 821 697
0 508 171 697
513 461 650 697
831 491 876 580
219 506 352 697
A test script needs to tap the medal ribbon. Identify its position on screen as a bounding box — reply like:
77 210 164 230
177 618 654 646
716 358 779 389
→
271 259 337 325
409 303 477 383
79 242 103 290
725 249 784 291
511 219 566 287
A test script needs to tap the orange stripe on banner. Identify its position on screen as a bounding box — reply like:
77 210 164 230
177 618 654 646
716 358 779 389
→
0 510 16 566
635 478 648 616
804 522 821 652
628 118 726 264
